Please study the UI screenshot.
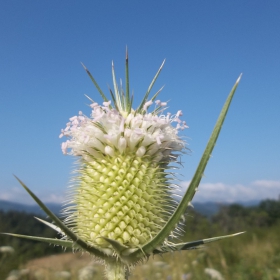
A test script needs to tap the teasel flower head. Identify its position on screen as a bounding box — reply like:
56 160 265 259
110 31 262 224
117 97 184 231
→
59 61 188 252
5 50 243 280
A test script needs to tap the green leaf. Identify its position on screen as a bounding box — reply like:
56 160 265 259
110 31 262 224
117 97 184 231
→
137 60 165 113
102 237 128 255
81 62 110 105
153 232 245 254
34 217 63 234
125 47 130 112
126 75 242 262
2 233 75 248
150 85 164 102
108 86 119 111
13 176 114 260
112 61 122 111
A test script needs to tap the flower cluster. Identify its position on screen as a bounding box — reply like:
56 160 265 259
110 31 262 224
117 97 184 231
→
60 100 187 163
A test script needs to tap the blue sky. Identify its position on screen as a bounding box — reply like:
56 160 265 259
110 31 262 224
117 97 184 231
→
0 1 279 205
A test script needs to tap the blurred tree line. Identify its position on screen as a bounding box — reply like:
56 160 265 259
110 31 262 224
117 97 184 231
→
212 199 280 232
179 199 280 241
0 199 280 279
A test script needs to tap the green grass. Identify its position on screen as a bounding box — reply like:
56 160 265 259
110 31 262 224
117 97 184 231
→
17 226 280 280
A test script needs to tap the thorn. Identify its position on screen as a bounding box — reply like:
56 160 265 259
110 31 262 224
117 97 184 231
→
188 202 194 208
233 231 246 236
160 59 166 69
84 94 94 103
80 62 87 70
236 73 243 83
80 62 91 76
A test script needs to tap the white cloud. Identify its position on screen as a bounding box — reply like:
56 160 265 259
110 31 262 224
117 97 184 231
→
252 180 280 188
180 180 280 203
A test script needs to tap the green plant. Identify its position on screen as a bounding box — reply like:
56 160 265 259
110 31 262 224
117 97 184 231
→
3 50 243 280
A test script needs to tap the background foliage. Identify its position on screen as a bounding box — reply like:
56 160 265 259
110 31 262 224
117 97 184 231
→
0 211 66 279
1 199 280 279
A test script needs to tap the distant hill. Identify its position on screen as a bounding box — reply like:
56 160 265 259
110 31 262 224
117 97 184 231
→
192 202 223 217
193 200 260 217
0 199 260 217
0 200 62 215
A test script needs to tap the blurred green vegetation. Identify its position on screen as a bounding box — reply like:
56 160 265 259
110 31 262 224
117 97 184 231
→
1 199 280 279
177 199 280 280
0 211 68 279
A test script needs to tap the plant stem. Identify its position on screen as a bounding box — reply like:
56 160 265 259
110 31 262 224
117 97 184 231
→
105 260 129 280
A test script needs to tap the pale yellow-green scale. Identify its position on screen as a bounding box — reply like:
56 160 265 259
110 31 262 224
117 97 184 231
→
73 153 172 248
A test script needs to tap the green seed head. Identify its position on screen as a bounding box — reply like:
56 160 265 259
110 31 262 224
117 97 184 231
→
60 59 188 256
75 154 174 248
